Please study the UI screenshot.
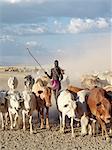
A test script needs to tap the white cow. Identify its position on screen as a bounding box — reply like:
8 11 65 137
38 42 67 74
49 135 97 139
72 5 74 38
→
8 92 21 129
57 90 77 137
22 75 39 134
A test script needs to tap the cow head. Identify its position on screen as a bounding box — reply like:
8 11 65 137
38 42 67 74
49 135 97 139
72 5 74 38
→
96 98 111 123
8 76 18 90
63 94 77 118
24 75 35 89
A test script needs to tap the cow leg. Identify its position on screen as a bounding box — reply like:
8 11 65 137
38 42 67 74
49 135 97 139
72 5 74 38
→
92 121 96 136
5 112 8 129
109 128 112 134
13 112 18 128
62 112 65 133
80 114 88 136
40 108 44 129
46 107 50 129
59 112 62 133
22 110 26 131
88 124 92 135
97 118 110 142
0 112 4 130
29 115 33 134
71 117 74 137
9 110 13 129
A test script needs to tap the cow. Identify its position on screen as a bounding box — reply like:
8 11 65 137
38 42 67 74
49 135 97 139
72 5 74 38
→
57 90 77 137
32 78 52 129
67 85 83 93
7 91 22 129
76 89 92 136
22 90 39 134
67 87 94 136
81 74 108 89
87 87 111 142
0 90 8 130
103 85 112 92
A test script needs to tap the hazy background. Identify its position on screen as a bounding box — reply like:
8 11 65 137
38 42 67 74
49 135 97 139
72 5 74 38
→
0 0 112 79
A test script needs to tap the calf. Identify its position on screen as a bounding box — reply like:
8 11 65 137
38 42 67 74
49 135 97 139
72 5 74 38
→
8 91 21 129
76 90 91 136
57 90 77 137
87 87 111 141
22 90 38 134
0 91 8 130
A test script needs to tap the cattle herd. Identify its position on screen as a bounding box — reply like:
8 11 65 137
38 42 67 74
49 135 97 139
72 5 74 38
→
0 73 112 143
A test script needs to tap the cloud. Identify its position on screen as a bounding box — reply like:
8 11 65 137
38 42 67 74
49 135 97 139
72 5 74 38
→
0 18 111 36
26 41 38 48
67 18 109 33
0 24 47 36
96 18 109 28
0 35 15 42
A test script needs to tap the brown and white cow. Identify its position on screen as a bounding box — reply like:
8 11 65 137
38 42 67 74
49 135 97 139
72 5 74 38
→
67 86 93 136
87 87 111 141
22 90 39 134
32 78 52 129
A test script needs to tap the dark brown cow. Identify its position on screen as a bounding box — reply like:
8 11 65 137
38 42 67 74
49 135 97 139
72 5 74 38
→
87 87 111 141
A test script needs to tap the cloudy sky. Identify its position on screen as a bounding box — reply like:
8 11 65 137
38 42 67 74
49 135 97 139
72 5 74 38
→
0 0 111 73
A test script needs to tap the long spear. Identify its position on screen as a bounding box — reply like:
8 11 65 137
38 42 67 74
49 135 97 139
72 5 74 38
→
26 47 45 72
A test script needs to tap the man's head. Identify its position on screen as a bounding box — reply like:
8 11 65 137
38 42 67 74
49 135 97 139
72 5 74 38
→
54 60 59 67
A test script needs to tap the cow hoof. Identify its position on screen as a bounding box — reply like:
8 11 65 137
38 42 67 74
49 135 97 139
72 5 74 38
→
109 129 112 135
30 131 33 134
72 134 75 138
10 126 13 130
40 125 44 129
1 127 5 131
106 136 111 143
40 127 44 129
46 126 50 130
23 127 26 131
61 129 65 134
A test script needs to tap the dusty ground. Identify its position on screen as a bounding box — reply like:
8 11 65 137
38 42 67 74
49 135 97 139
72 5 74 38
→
0 68 112 150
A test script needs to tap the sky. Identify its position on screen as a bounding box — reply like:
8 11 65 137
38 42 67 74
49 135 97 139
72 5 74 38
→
0 0 112 74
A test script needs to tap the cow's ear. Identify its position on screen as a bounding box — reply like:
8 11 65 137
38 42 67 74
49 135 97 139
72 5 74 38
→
96 102 101 107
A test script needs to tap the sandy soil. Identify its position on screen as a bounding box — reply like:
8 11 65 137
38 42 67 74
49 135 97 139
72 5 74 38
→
0 69 112 150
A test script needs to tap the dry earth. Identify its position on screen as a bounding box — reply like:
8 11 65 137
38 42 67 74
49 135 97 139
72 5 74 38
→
0 67 112 150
